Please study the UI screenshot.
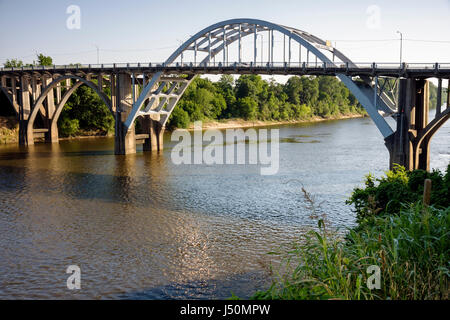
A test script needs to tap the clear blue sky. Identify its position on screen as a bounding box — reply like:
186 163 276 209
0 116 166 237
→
0 0 449 65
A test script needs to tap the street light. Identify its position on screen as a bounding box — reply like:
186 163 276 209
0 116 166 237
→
396 31 403 66
93 44 99 65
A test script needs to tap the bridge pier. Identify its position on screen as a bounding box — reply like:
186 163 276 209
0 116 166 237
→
385 78 431 171
114 73 165 155
141 115 165 152
114 73 136 155
18 75 31 145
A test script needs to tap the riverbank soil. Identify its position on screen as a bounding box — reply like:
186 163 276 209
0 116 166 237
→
0 116 18 144
187 113 366 131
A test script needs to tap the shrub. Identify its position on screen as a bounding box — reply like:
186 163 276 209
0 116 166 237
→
167 107 190 129
347 164 450 222
59 118 80 137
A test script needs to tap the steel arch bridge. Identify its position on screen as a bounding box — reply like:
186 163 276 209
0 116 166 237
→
1 18 449 170
126 18 396 138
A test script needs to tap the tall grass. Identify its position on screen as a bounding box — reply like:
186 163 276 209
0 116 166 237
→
253 202 449 300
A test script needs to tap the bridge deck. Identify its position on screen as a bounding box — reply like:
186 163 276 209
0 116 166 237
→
1 63 450 78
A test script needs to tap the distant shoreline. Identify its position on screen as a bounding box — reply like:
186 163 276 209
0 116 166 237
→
185 113 366 131
0 113 366 144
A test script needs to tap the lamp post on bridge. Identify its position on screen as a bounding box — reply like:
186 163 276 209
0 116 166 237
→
396 31 403 66
93 44 100 65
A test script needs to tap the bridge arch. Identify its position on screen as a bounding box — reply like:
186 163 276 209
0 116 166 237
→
26 75 113 144
125 18 395 138
413 107 450 170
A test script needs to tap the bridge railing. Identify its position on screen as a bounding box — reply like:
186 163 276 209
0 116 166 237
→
1 62 450 72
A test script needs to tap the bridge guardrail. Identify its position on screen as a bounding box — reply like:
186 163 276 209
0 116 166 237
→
1 62 450 72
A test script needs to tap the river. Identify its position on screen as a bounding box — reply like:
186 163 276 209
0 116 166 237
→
0 115 448 299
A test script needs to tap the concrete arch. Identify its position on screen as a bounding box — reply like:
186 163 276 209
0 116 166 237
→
413 108 450 169
26 75 113 144
127 18 394 138
0 87 19 116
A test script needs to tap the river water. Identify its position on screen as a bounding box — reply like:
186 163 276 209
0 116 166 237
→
0 115 448 299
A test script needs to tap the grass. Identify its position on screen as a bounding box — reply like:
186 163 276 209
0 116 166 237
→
252 194 449 300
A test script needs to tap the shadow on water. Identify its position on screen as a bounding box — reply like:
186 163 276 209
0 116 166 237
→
117 271 270 300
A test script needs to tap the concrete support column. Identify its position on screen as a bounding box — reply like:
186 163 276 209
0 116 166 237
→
11 76 17 109
42 76 55 118
19 76 31 145
114 73 136 155
413 79 430 171
31 76 38 104
385 78 430 171
141 115 165 152
43 76 56 143
110 74 117 113
153 120 165 152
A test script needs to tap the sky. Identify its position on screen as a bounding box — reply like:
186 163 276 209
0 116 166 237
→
0 0 449 66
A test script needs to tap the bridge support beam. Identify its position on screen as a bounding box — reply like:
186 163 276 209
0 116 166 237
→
385 78 430 171
115 73 136 155
18 76 31 145
141 115 165 152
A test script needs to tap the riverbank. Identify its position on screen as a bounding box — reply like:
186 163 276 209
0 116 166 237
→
0 117 18 144
0 113 366 144
186 113 366 131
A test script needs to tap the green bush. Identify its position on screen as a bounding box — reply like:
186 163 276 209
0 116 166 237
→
59 118 80 137
167 107 190 129
253 204 449 300
347 164 450 222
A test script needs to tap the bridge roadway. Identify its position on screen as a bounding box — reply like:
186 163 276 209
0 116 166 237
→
1 62 450 78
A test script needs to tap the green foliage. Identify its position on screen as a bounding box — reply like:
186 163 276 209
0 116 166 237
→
36 53 53 66
254 204 449 300
59 118 80 137
347 164 450 222
429 81 448 109
4 59 24 68
58 82 114 137
170 75 364 129
168 107 190 129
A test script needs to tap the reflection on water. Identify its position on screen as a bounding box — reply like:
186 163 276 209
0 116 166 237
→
0 116 448 299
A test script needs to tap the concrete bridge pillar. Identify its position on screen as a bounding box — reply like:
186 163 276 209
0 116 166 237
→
42 76 57 143
141 115 165 152
18 76 31 145
385 78 430 171
114 73 136 155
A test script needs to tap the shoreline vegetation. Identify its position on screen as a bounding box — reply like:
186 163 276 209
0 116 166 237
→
252 165 450 300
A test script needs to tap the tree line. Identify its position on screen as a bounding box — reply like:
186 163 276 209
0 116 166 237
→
168 74 366 129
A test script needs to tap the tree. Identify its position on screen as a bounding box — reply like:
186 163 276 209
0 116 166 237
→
58 84 114 137
36 53 53 66
284 76 303 105
237 96 258 120
4 59 24 68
